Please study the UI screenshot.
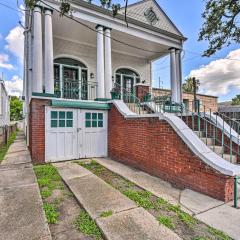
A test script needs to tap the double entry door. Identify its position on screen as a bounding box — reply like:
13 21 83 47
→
45 107 107 162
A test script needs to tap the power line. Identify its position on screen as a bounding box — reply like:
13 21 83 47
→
40 0 240 63
39 0 170 55
0 1 23 13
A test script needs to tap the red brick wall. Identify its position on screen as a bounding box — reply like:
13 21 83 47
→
135 85 150 102
29 98 50 164
108 105 234 202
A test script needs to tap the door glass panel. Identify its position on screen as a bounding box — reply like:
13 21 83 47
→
59 111 65 119
66 120 73 127
63 67 79 99
59 120 65 127
54 65 60 97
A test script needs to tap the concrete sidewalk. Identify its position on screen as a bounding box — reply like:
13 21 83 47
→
0 131 51 240
95 158 240 240
54 161 181 240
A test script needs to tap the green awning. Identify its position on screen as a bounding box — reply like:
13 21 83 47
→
51 99 110 110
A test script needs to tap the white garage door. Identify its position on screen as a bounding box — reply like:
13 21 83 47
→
45 107 108 162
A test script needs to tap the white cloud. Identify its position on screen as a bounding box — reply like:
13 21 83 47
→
5 26 24 64
0 54 14 70
4 75 23 97
189 49 240 96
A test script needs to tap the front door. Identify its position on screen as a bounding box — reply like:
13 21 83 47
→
63 66 79 99
45 107 107 162
123 75 134 102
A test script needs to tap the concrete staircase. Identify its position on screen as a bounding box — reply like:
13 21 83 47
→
127 103 149 115
194 131 237 164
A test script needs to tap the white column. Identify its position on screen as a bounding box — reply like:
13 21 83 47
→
28 30 32 100
178 50 183 103
44 9 54 94
170 48 178 103
104 28 112 99
96 25 105 99
32 6 43 93
175 49 180 103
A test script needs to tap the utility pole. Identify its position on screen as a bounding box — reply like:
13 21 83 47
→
192 77 198 113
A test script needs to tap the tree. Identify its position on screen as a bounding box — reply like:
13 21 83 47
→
199 0 240 57
182 77 200 93
232 94 240 105
10 96 23 121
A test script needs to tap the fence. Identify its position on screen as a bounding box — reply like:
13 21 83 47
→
0 123 18 147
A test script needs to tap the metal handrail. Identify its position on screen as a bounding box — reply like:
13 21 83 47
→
113 82 151 114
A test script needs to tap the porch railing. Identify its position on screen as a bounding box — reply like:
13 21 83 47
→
113 82 151 114
54 78 97 100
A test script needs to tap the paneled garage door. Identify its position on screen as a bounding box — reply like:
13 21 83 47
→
45 107 108 162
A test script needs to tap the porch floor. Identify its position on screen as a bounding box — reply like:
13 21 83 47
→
94 158 240 240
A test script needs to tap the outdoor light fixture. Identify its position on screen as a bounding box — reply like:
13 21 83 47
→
142 80 146 84
90 73 94 79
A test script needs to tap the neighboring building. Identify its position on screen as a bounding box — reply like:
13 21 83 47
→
152 88 218 112
0 81 10 127
218 101 240 131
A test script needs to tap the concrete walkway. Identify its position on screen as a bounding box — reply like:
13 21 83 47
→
95 158 240 240
54 161 181 240
0 131 52 240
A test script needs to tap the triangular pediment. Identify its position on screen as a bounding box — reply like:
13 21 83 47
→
119 0 182 36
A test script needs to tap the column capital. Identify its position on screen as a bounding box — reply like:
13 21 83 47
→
44 7 53 14
33 5 43 12
104 27 112 31
95 25 104 30
169 47 182 52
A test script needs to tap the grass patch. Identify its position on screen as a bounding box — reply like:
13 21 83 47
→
100 210 113 218
34 164 64 199
208 227 232 240
192 237 208 240
0 130 18 162
78 160 105 174
34 164 64 225
157 215 175 229
123 189 154 209
79 160 232 240
43 203 59 224
75 210 102 239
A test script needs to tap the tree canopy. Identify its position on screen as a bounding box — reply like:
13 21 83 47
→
199 0 240 57
10 96 23 121
182 77 200 93
232 94 240 105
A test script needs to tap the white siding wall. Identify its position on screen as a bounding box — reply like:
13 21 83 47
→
53 37 151 85
0 83 10 127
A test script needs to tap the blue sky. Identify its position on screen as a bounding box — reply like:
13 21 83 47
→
0 0 239 101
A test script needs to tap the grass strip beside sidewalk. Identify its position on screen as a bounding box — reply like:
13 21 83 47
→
0 130 18 163
34 163 103 239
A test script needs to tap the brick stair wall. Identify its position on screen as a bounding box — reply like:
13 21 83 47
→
108 105 234 202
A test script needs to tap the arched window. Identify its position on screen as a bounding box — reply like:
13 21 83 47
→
54 58 87 68
116 68 139 77
54 57 89 99
115 68 141 94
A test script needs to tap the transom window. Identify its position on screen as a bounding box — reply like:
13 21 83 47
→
54 58 87 68
51 111 73 128
85 112 103 128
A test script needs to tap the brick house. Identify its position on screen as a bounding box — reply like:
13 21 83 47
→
152 88 218 112
23 0 240 202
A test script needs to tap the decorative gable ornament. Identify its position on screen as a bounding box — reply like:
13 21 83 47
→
144 7 159 25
